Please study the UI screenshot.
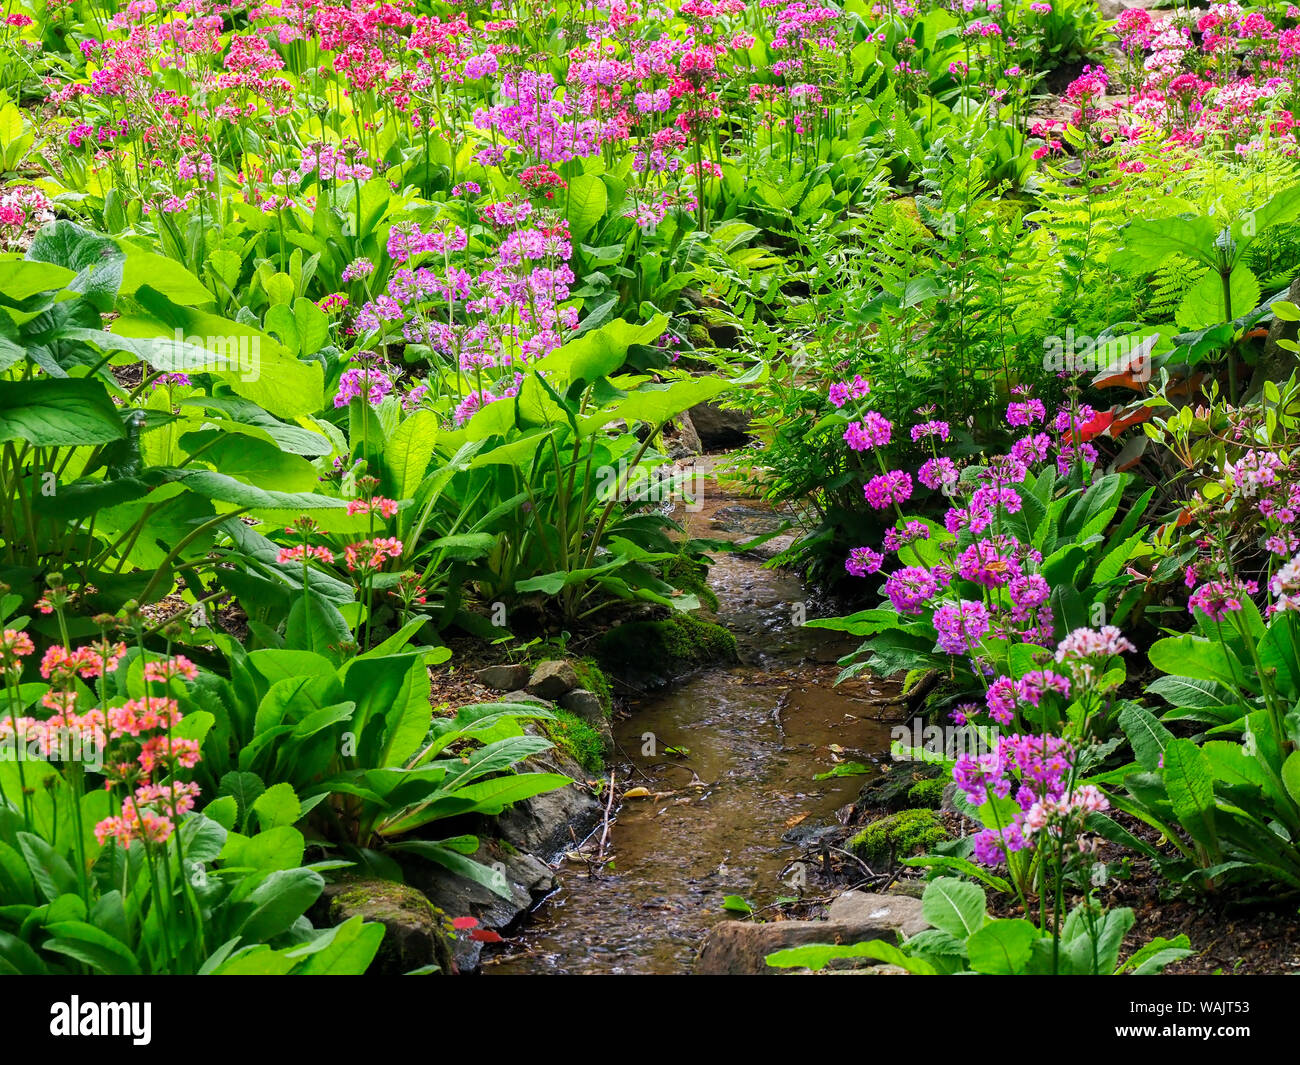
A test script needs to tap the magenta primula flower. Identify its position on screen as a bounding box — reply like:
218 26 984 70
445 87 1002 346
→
884 566 938 614
910 419 950 443
1015 670 1072 707
843 411 892 451
882 521 930 552
1188 578 1256 620
932 599 991 654
827 374 869 408
919 456 958 492
453 389 499 426
845 546 884 577
864 470 912 509
1007 398 1046 427
986 676 1018 725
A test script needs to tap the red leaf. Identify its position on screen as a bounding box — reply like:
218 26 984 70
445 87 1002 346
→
469 929 504 943
451 916 479 930
1069 409 1113 444
1107 404 1151 438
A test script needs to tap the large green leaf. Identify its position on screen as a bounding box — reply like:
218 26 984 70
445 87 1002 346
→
342 654 432 768
173 469 347 513
920 877 985 939
1116 215 1218 273
285 592 353 660
1176 263 1258 329
1162 739 1219 855
381 772 571 834
382 408 438 500
1119 703 1173 772
288 915 385 974
16 833 78 903
386 839 515 899
43 922 141 976
181 430 319 492
120 252 214 305
180 396 332 456
234 867 324 942
966 919 1037 974
0 377 125 445
112 289 324 417
1149 634 1248 690
1145 675 1237 712
0 259 75 303
581 369 759 433
1283 751 1300 807
532 314 668 383
565 173 608 243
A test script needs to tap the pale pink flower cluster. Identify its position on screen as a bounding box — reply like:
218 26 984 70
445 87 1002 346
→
1022 785 1109 840
1053 625 1137 685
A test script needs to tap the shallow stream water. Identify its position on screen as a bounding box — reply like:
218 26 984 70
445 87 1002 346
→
488 459 901 974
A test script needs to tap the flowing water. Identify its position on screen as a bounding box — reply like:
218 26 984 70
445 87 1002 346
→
488 458 902 975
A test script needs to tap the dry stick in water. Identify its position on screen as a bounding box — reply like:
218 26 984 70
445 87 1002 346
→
596 770 617 864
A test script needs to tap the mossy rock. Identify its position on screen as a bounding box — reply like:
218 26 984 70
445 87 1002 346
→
848 809 949 868
852 761 944 815
596 613 737 679
906 778 947 809
571 656 613 716
663 555 720 613
544 709 605 774
326 878 455 975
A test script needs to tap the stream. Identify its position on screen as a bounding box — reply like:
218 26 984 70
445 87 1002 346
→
488 458 901 975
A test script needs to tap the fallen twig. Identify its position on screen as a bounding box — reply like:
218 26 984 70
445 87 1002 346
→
595 769 617 863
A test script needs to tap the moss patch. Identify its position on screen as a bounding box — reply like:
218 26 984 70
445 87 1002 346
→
544 710 605 774
906 778 946 809
664 555 720 613
848 808 949 867
597 613 737 674
572 656 614 716
329 879 454 975
852 760 944 816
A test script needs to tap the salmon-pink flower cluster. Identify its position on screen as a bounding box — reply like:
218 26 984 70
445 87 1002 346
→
277 544 337 565
40 641 127 681
107 697 183 739
346 496 400 518
95 807 176 847
344 537 404 571
0 629 34 672
134 780 201 816
143 655 199 683
138 735 201 774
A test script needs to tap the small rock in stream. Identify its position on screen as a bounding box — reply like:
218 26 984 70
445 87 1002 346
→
693 891 929 975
